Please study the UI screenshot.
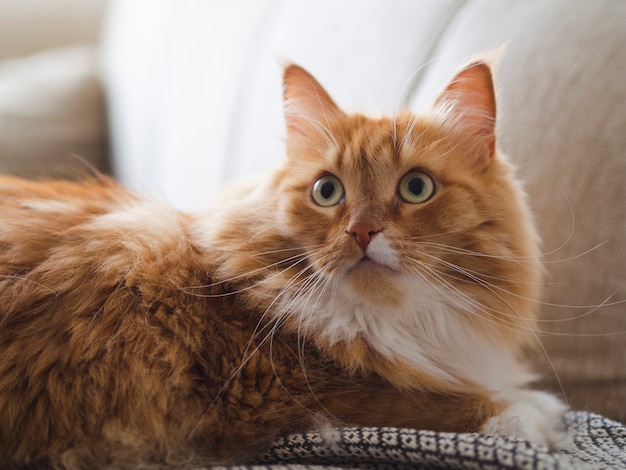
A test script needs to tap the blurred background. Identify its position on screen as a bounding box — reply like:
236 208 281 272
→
0 0 108 177
0 0 624 423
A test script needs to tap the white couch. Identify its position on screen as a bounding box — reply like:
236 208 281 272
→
1 0 624 423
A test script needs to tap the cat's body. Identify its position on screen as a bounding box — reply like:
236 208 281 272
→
0 60 567 468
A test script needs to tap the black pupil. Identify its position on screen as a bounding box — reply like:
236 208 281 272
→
321 181 336 199
408 177 424 195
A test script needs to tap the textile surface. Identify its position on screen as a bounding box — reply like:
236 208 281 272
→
212 412 625 469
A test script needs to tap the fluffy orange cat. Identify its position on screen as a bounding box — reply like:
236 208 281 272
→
0 58 567 468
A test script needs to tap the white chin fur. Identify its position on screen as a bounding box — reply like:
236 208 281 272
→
481 390 570 449
364 234 400 270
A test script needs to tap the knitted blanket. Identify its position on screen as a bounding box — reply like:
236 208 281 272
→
213 412 626 469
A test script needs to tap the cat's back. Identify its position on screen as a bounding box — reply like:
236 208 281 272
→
0 173 128 207
0 173 188 261
0 174 134 242
0 175 227 464
0 173 205 324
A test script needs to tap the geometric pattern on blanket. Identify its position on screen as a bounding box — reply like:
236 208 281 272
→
211 412 626 469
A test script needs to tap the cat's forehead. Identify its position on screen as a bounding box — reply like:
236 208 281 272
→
282 111 460 195
327 114 446 179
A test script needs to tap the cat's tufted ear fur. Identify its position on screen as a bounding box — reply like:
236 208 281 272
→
283 64 344 153
433 59 497 163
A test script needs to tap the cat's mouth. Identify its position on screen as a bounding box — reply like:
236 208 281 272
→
350 255 397 274
344 233 401 277
344 254 404 305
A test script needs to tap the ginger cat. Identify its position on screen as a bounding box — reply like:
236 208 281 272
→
0 58 567 468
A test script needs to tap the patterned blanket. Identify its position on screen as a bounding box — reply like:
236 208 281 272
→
213 412 626 469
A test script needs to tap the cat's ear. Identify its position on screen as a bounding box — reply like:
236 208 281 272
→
283 64 344 147
433 59 497 162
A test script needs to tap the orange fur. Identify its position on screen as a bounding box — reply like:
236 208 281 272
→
0 59 564 468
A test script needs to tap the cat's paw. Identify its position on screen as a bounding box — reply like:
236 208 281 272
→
480 390 570 449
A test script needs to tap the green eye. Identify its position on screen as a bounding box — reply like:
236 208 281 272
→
311 175 344 207
398 171 436 204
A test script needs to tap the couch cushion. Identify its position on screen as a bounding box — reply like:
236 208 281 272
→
0 45 109 177
0 0 106 60
102 0 465 210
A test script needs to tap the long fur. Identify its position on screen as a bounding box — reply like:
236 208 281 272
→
0 59 567 468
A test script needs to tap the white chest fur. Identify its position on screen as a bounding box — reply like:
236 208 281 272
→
285 267 533 392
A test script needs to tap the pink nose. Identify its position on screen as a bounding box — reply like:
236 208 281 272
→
347 222 381 251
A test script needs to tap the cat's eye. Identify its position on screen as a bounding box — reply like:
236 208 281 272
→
311 175 345 207
398 171 436 204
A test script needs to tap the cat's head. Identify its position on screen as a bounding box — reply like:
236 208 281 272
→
270 59 541 348
197 58 544 386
